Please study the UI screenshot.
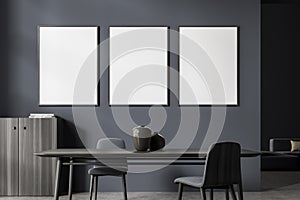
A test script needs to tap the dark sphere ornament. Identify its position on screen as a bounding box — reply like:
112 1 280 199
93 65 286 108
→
150 132 165 151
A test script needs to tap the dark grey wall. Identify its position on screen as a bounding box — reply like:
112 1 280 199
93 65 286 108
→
262 2 300 150
1 0 260 192
261 2 300 170
0 1 8 115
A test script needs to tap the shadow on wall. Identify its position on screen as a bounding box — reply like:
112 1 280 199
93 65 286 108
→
58 118 86 194
261 171 300 191
59 118 85 148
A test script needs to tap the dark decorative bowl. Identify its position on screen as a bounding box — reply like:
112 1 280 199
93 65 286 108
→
150 133 165 151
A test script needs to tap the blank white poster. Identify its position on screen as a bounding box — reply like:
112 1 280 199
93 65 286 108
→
179 27 238 105
109 27 168 105
39 26 99 105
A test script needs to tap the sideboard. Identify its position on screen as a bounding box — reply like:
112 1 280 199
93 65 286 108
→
0 117 60 196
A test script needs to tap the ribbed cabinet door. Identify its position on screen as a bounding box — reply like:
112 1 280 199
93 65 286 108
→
18 118 57 196
0 118 19 196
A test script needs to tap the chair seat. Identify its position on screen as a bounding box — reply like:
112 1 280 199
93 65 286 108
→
88 166 127 176
174 176 204 188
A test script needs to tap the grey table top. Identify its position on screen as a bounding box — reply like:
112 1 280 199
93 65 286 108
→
35 148 261 159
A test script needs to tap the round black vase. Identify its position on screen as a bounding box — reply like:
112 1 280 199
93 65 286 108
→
150 133 165 151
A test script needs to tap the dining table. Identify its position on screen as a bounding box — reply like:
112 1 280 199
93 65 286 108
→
35 148 261 200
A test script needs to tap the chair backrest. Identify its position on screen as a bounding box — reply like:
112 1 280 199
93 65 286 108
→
97 138 126 150
96 138 127 169
202 142 241 188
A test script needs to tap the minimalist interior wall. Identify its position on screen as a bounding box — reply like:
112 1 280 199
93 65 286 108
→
262 1 300 169
0 1 8 115
1 0 260 192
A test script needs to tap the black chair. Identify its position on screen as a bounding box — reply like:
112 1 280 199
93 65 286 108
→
88 138 128 200
174 142 243 200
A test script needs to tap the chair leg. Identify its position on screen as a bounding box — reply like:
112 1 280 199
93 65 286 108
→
122 174 128 200
177 183 183 200
68 161 73 200
210 189 213 200
89 175 94 200
225 188 229 200
237 183 244 200
230 185 237 200
201 188 207 200
94 176 98 200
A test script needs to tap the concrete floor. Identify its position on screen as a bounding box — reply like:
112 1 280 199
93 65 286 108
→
1 185 300 200
0 188 298 200
1 172 300 200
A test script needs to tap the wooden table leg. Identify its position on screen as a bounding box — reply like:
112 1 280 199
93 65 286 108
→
54 158 62 200
68 159 74 200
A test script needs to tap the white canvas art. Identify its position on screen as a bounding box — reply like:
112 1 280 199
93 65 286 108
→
179 27 238 105
39 26 99 105
109 27 169 105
